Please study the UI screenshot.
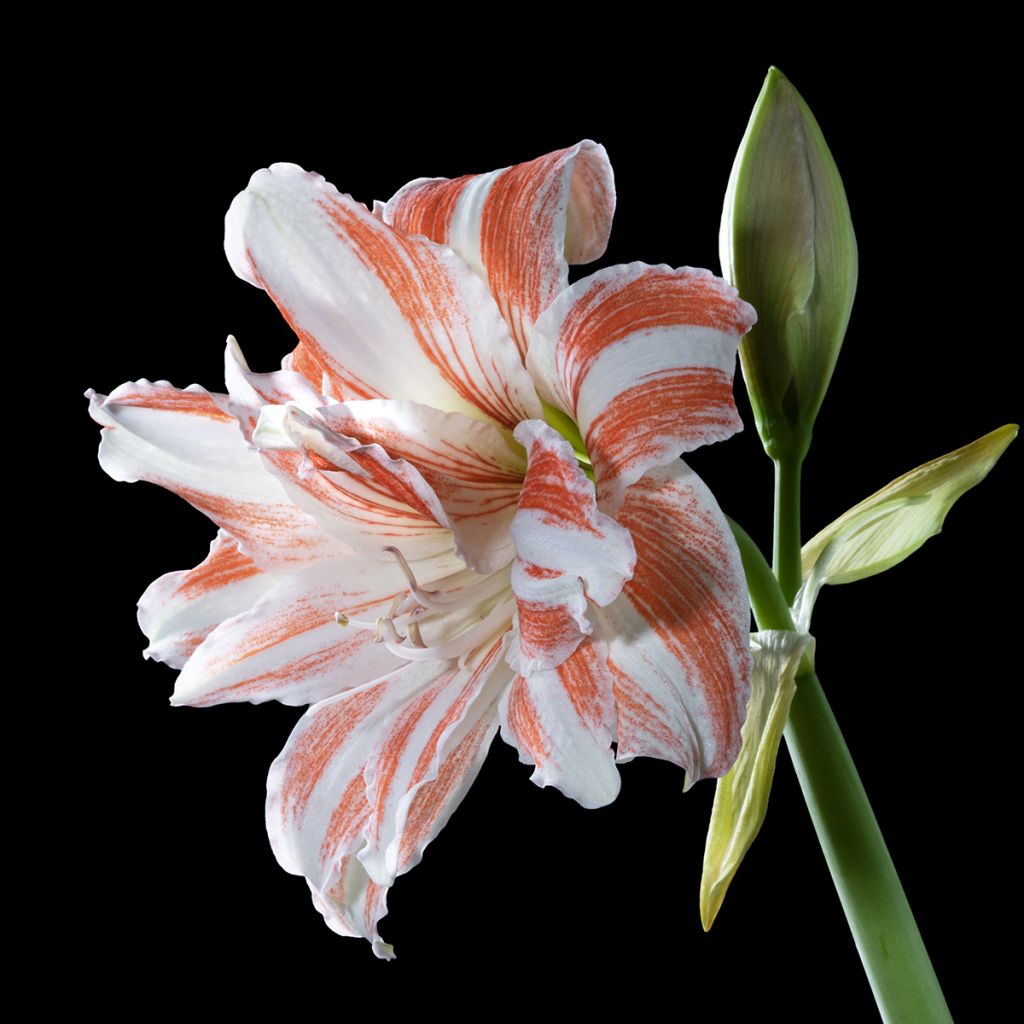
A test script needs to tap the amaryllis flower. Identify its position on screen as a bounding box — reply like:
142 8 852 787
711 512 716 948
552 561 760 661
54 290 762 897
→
88 142 755 958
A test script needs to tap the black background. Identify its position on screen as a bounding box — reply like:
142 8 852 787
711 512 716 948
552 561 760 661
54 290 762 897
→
62 39 1017 1022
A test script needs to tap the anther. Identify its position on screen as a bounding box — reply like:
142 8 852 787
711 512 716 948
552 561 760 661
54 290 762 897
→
407 621 427 648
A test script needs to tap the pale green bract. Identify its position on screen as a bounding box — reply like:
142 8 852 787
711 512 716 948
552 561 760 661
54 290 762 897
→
701 629 813 930
795 424 1018 628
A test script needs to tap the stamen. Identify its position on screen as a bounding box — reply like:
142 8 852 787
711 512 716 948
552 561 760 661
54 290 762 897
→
337 547 515 663
379 597 515 663
383 545 512 613
410 566 512 612
383 546 423 592
407 621 427 648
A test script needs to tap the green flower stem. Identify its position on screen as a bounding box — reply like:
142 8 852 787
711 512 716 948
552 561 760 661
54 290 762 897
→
772 455 804 605
785 672 952 1023
727 517 953 1024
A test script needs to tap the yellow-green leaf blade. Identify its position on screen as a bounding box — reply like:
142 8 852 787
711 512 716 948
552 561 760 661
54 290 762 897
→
801 424 1017 587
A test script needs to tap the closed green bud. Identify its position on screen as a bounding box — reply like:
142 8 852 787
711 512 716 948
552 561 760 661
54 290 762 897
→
720 67 858 459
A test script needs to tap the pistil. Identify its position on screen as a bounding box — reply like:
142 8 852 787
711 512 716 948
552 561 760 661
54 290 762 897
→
335 545 515 666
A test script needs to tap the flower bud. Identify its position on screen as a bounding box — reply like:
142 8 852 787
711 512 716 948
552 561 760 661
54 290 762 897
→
720 67 858 459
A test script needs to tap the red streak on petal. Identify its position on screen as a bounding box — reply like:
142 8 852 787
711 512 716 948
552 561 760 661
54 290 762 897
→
389 175 476 243
505 676 547 765
176 538 262 600
363 881 387 935
522 564 560 579
517 598 581 666
348 452 439 521
109 384 234 422
280 686 385 818
191 632 380 707
398 714 492 873
481 149 569 358
559 270 752 409
289 343 332 393
616 475 745 773
320 773 371 867
407 639 504 789
557 642 606 731
518 441 601 536
173 483 325 564
587 369 738 489
609 661 677 753
318 199 522 429
368 675 453 845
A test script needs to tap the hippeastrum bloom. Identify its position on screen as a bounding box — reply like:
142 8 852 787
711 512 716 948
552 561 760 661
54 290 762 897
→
88 143 757 957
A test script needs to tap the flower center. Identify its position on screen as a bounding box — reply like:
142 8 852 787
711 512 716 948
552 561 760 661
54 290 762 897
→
541 399 593 478
337 547 513 668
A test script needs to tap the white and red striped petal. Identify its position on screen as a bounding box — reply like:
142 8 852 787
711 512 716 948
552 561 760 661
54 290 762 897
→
316 400 526 574
510 420 635 675
593 461 751 783
138 530 277 669
225 163 540 430
360 635 512 884
385 141 615 359
87 380 348 571
526 263 757 511
170 551 466 707
266 637 510 957
499 637 619 809
252 406 463 568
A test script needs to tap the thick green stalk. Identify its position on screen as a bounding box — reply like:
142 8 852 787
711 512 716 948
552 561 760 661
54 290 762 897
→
772 455 804 604
785 673 952 1023
728 517 953 1023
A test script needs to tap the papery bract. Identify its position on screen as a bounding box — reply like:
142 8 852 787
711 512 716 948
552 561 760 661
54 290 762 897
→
89 142 757 956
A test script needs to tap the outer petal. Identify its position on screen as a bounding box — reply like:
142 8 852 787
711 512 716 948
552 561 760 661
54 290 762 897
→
385 141 615 358
360 634 513 885
510 421 635 675
316 400 528 575
499 636 620 809
266 637 511 957
225 162 541 429
171 557 412 707
526 263 756 511
87 380 348 571
592 461 751 784
138 530 277 669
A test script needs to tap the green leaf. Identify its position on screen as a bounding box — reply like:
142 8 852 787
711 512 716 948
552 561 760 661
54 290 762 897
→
701 630 812 930
801 424 1018 591
720 67 858 459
